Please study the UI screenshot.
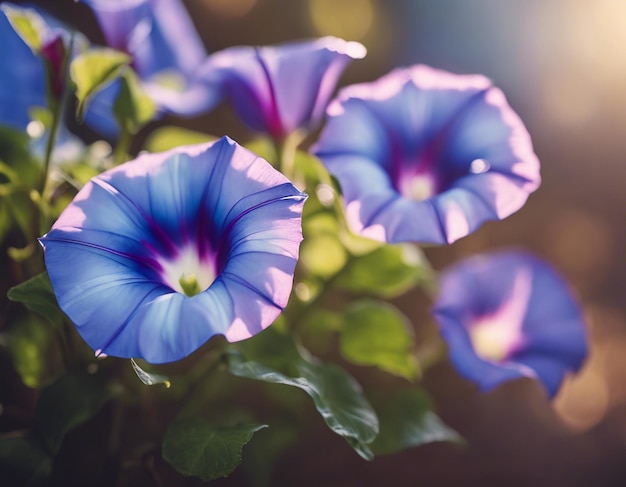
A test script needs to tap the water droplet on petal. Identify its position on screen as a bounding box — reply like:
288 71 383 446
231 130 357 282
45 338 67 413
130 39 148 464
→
470 158 490 174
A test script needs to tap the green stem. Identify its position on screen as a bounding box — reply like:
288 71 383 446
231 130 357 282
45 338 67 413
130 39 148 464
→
113 127 131 165
39 32 75 197
274 130 305 180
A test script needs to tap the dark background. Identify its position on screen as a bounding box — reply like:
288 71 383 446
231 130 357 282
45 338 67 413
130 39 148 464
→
9 0 626 485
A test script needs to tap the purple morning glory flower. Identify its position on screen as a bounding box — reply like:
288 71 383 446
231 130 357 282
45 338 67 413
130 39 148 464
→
313 64 541 244
40 137 307 363
198 36 367 140
432 251 588 397
81 0 218 137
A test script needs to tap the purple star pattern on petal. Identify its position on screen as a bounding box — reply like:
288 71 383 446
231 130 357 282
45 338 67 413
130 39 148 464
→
313 64 541 244
432 251 588 397
198 36 366 140
81 0 218 137
40 137 307 363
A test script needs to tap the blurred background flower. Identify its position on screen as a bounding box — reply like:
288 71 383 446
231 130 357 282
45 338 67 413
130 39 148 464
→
433 250 587 397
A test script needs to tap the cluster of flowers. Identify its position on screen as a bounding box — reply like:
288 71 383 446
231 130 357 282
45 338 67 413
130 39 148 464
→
1 0 587 401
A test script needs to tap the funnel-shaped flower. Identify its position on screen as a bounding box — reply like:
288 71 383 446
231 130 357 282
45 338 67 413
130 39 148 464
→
40 137 307 363
0 4 73 130
198 36 367 140
314 65 540 244
81 0 218 137
432 251 587 397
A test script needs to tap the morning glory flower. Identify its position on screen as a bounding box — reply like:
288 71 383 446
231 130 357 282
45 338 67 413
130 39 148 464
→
0 4 67 130
40 137 307 363
198 36 367 140
81 0 217 137
313 64 541 244
432 251 587 397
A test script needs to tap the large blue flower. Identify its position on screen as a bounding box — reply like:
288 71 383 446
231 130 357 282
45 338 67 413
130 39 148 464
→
81 0 218 137
40 137 307 363
198 36 366 140
432 251 588 397
313 64 541 244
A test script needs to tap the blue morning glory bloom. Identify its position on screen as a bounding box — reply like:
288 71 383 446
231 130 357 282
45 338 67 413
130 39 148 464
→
81 0 218 137
0 4 66 130
432 251 588 397
198 36 367 140
40 137 307 363
313 64 541 244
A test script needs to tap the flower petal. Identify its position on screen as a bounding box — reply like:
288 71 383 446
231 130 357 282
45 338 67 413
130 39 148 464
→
199 37 366 138
432 251 588 397
42 137 306 363
314 64 540 244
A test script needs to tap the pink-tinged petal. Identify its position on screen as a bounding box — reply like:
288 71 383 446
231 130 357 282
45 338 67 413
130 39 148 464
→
199 37 366 139
41 137 306 363
432 251 588 397
314 64 540 244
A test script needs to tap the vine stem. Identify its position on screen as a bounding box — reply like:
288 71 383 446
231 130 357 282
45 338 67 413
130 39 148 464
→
39 32 75 197
273 130 306 181
113 126 131 166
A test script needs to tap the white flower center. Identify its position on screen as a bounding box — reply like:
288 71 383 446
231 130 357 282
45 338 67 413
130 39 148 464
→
402 174 435 201
159 247 216 296
469 269 532 362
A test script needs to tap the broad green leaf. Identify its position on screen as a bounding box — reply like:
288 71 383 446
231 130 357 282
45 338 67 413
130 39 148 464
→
337 243 429 298
0 432 52 486
0 126 40 186
7 272 66 326
1 4 45 53
130 358 171 388
162 418 267 482
4 315 60 388
35 371 116 453
113 69 156 135
227 330 378 460
340 300 419 380
144 126 215 153
70 48 130 120
371 389 463 455
5 191 36 244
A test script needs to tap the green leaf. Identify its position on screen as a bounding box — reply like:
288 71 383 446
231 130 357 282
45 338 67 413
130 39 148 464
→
130 358 171 388
371 389 463 456
144 126 215 153
340 300 419 380
7 272 66 326
337 243 429 298
4 315 60 388
113 69 156 135
1 4 46 54
35 371 116 453
162 418 267 482
70 48 130 120
0 432 52 486
227 330 379 459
